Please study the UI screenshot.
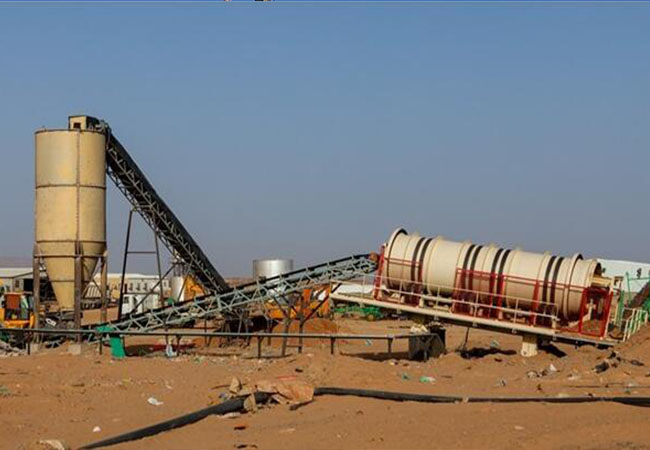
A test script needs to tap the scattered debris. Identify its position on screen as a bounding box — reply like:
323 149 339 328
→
489 340 500 350
0 340 24 357
147 397 164 406
528 363 562 379
419 376 435 383
514 425 524 431
92 426 101 433
594 352 623 373
594 360 612 373
230 377 243 395
594 351 645 375
0 385 12 397
37 440 70 450
400 372 411 381
256 378 314 406
219 412 241 420
496 378 507 387
410 324 428 334
164 343 177 359
233 423 248 431
243 394 257 413
279 428 296 434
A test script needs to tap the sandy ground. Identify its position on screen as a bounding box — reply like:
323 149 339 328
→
3 318 650 450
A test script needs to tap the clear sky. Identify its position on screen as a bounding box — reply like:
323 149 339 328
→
0 2 649 276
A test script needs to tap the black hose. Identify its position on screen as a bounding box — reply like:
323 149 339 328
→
80 387 650 449
79 392 270 450
314 387 650 407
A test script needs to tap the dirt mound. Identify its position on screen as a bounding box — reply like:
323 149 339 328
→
270 318 354 347
615 323 650 362
272 318 349 335
190 319 357 350
0 339 24 357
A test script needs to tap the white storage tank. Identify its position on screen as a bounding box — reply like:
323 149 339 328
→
253 259 294 280
170 276 186 302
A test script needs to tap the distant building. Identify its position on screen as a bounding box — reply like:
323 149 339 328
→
599 259 650 295
0 266 172 309
87 273 171 300
0 267 47 293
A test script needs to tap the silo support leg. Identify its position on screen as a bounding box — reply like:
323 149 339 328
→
32 246 41 337
74 250 82 338
100 251 108 324
520 334 539 357
30 250 42 354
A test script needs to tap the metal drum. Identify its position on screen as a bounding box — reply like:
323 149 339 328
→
383 228 608 321
253 259 294 280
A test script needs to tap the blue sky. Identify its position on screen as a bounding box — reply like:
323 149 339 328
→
0 3 648 276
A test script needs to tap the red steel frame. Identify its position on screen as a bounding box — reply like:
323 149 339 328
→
563 287 613 338
451 268 573 326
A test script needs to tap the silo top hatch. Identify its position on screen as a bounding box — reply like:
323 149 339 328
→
68 115 101 131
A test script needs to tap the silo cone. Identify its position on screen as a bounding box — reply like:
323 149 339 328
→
35 122 106 313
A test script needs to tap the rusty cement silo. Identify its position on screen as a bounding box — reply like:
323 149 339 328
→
382 228 612 322
34 116 107 322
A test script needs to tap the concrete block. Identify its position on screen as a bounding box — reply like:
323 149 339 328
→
520 334 539 357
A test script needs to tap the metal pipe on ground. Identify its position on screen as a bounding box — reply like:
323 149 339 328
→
79 392 271 449
314 387 650 407
79 387 650 449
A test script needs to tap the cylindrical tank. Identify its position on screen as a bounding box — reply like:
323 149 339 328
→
382 228 609 321
253 259 294 279
35 121 106 311
170 276 186 302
